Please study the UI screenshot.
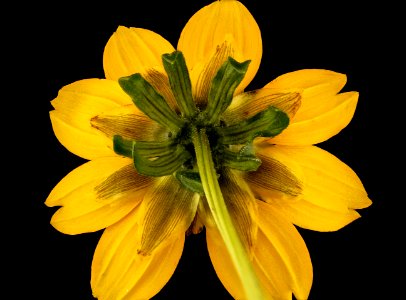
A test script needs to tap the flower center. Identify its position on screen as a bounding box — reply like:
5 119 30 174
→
113 51 289 193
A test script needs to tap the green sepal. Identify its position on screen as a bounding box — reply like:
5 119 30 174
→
204 57 251 125
162 51 197 118
132 144 191 177
118 73 184 133
175 170 204 195
113 135 134 158
221 148 262 171
217 106 289 145
133 140 176 157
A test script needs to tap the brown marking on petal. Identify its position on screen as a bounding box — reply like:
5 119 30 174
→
91 113 167 141
221 169 258 252
138 177 198 256
144 68 179 113
94 164 153 200
224 90 302 124
246 154 303 197
194 41 234 107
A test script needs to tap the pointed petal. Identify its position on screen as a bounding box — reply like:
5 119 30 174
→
137 176 199 255
254 200 313 300
206 200 312 300
103 26 175 81
274 199 361 232
252 144 371 211
264 69 357 145
252 144 371 231
50 78 134 160
224 88 302 123
265 69 347 122
45 156 154 234
272 92 359 145
178 0 262 93
91 207 184 300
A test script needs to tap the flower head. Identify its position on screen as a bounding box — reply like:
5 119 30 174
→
46 0 371 299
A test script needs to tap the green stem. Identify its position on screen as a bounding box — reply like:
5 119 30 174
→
191 127 264 299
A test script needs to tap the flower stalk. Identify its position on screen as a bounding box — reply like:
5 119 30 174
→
191 126 264 300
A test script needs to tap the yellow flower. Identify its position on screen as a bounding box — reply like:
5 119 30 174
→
45 0 371 299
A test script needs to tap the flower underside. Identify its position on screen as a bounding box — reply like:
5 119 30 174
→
45 2 372 299
110 50 292 299
114 50 289 192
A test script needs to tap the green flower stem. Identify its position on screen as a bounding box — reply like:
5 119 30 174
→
191 127 264 300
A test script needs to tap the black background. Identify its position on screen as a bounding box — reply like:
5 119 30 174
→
9 1 400 299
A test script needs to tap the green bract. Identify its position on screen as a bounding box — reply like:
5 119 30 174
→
114 50 289 188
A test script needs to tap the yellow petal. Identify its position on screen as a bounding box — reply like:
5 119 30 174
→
255 144 371 210
265 69 347 122
206 225 245 300
262 69 358 145
253 144 371 231
254 200 313 300
137 176 199 255
103 26 175 81
45 156 154 234
178 0 262 93
206 200 313 300
274 199 361 232
50 78 133 160
224 88 302 123
91 206 184 300
271 92 359 145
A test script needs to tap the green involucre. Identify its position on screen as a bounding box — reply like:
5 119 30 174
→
115 51 289 188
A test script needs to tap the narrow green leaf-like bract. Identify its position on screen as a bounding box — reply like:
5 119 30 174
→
119 73 184 133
